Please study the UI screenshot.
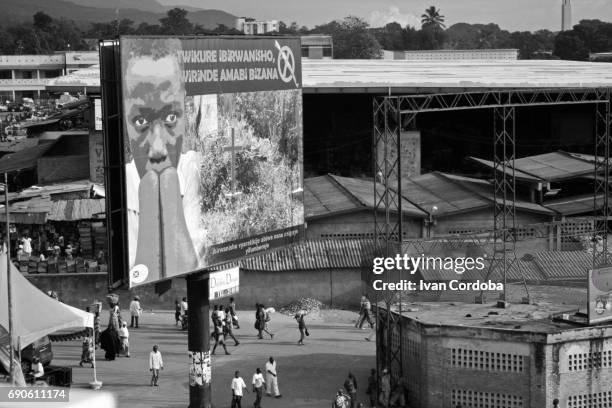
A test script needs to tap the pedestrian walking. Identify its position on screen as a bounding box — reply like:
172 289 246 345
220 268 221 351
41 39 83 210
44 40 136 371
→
174 300 181 326
255 304 273 339
263 306 275 339
252 368 266 408
357 295 374 329
295 310 309 345
344 373 358 408
229 297 240 329
211 317 230 355
365 369 377 408
119 322 130 357
224 307 239 346
231 370 248 408
129 296 142 328
265 356 281 398
149 344 163 386
379 368 391 407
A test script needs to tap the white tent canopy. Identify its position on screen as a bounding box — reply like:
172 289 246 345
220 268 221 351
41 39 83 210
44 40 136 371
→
0 254 93 348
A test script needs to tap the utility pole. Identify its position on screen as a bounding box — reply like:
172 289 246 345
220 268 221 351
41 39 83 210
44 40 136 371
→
5 173 14 384
187 271 211 408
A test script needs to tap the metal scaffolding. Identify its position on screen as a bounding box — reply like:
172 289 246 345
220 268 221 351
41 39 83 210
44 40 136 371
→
373 87 611 405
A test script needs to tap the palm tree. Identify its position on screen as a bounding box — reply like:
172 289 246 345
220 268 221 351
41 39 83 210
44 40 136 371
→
421 6 446 30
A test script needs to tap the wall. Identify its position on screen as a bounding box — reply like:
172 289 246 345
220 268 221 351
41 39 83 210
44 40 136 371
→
25 267 363 312
37 155 89 183
306 210 423 240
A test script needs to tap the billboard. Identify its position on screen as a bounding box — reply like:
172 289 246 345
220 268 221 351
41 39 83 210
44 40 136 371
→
209 266 239 300
588 266 612 324
121 37 304 288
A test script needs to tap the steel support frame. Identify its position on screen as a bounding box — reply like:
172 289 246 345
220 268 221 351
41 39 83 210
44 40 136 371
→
373 88 611 404
594 88 612 267
373 97 406 400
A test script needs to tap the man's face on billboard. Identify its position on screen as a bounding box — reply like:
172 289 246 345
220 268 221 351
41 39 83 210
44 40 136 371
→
125 55 185 178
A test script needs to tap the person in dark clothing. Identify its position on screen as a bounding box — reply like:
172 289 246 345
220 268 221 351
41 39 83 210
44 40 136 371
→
255 304 266 339
344 373 358 408
174 300 181 326
295 311 308 345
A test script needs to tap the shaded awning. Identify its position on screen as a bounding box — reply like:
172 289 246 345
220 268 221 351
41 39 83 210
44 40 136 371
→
0 196 52 224
0 141 57 173
48 198 105 221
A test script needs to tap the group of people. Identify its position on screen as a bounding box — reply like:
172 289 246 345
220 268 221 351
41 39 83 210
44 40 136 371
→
230 356 282 408
98 295 142 361
211 301 240 355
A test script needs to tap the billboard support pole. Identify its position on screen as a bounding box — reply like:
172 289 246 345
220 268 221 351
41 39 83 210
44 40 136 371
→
187 271 211 408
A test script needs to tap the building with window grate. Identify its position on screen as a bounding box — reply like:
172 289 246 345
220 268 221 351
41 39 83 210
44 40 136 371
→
378 302 612 408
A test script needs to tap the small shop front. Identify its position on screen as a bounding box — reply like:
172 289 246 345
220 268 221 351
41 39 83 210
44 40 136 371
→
0 195 107 274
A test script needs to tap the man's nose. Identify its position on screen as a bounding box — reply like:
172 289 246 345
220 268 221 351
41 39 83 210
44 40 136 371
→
148 123 168 162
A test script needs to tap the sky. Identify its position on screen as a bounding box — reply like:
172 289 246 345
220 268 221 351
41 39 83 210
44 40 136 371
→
159 0 612 32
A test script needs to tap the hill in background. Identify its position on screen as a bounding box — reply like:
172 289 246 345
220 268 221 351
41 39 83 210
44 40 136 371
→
0 0 237 30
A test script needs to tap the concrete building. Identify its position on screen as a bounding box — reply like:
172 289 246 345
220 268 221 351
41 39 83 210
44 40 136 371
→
301 35 333 59
0 52 99 102
378 301 612 408
562 0 573 31
382 49 519 61
235 17 279 35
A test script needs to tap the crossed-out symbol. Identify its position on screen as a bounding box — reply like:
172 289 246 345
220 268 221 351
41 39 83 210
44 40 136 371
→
275 40 298 88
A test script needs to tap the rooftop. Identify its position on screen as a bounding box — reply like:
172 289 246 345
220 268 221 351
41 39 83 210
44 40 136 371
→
387 301 583 335
46 59 612 94
304 174 426 219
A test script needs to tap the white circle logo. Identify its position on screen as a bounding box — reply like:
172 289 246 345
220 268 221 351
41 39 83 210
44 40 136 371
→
276 42 298 87
130 264 149 284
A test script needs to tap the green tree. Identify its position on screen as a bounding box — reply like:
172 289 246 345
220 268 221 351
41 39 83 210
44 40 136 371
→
421 6 445 30
554 31 589 60
159 8 193 35
33 12 53 31
312 16 381 59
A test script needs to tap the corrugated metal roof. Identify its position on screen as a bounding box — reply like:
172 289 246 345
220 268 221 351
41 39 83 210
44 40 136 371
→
241 239 374 271
440 173 554 215
469 151 600 183
534 251 592 280
304 174 426 219
467 157 542 183
48 199 105 221
401 172 490 216
301 35 332 47
304 175 362 219
50 59 612 94
330 174 426 217
513 151 595 182
544 194 606 215
302 59 612 92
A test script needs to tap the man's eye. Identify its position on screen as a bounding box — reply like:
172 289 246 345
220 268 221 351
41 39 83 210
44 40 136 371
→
164 113 178 126
133 116 148 128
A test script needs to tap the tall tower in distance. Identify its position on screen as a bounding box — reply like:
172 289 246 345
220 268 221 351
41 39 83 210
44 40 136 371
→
562 0 572 31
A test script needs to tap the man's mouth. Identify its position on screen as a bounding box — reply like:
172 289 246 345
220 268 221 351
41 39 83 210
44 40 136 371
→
147 156 173 174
